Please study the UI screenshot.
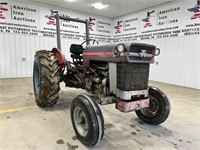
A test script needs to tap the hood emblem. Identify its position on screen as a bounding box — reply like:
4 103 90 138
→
140 50 147 58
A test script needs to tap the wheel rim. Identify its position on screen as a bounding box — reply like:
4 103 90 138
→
140 95 160 117
34 64 40 95
73 107 88 137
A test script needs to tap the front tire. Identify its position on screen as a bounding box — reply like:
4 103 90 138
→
70 95 104 146
33 50 61 107
135 87 171 125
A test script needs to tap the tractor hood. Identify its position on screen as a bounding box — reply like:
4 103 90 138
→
83 42 156 63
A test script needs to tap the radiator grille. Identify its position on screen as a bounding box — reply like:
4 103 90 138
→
117 63 149 91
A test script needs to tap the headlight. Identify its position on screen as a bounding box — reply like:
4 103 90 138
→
155 48 160 56
116 44 125 53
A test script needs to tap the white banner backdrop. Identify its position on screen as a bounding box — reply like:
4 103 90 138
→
0 0 113 42
139 3 182 35
113 0 200 42
0 1 40 35
1 0 200 42
113 14 140 42
182 0 200 36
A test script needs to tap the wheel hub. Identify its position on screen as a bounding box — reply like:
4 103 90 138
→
34 65 40 95
73 107 88 137
140 95 159 117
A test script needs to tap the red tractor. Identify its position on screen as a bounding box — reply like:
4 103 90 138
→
33 11 170 146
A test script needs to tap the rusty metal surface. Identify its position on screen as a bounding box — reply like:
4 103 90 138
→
116 99 149 113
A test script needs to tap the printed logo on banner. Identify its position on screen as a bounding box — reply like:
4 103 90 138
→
0 2 8 19
45 12 56 26
188 0 200 20
142 10 155 28
89 17 95 31
114 21 123 34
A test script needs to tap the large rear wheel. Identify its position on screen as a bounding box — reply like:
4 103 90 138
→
33 50 61 107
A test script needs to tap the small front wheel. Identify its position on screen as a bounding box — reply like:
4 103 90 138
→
135 87 171 125
70 95 104 146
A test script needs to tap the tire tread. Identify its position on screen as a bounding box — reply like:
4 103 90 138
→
33 50 60 107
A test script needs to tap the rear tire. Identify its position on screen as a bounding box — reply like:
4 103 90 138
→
135 87 171 125
70 95 104 146
33 50 60 107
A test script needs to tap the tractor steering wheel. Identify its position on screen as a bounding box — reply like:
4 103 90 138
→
81 39 99 47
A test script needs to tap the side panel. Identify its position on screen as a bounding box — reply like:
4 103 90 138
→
109 63 117 94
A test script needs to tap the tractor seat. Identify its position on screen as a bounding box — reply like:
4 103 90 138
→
70 44 84 54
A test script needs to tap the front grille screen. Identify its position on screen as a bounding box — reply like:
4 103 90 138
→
117 63 149 91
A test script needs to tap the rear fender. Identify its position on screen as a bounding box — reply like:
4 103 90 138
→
52 48 67 68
